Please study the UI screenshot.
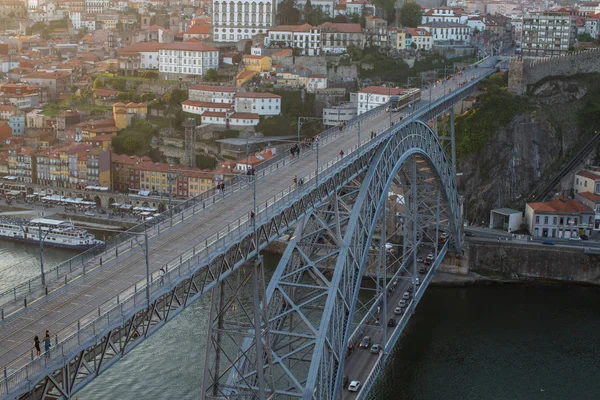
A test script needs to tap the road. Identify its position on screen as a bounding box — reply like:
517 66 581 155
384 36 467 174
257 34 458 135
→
464 227 600 249
342 245 436 399
0 59 499 383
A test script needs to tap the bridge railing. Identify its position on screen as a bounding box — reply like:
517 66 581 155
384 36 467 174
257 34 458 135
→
0 103 392 398
0 72 493 397
0 104 389 314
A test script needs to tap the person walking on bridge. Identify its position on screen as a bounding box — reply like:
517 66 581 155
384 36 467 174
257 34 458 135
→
339 150 344 159
34 335 41 357
44 330 51 357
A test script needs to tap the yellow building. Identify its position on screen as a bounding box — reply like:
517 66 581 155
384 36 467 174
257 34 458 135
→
113 102 148 130
388 28 407 51
235 69 259 88
242 55 272 72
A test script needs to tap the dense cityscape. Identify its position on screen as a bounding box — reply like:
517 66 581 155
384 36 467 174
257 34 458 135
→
0 0 599 399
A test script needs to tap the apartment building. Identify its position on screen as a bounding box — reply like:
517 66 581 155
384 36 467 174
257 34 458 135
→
574 169 600 195
117 41 163 76
418 21 472 44
242 55 272 72
357 86 406 115
212 0 275 42
267 24 322 56
112 102 147 130
158 41 219 79
7 148 36 184
405 28 433 50
234 92 281 116
21 70 71 98
320 22 364 53
188 85 237 103
521 11 577 57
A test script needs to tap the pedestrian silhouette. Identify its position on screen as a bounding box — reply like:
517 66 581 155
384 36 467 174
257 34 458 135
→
44 330 51 357
34 335 41 357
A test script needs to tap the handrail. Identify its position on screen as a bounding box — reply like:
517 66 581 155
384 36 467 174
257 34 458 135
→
0 70 494 397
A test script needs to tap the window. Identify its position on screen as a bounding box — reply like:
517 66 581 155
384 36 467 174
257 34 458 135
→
535 216 539 224
544 216 548 224
553 216 557 224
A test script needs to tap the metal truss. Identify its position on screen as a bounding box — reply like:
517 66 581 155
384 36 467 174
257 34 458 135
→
219 120 461 400
8 75 485 400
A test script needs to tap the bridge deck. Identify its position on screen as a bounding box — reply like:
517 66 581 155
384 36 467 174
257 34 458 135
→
0 61 496 395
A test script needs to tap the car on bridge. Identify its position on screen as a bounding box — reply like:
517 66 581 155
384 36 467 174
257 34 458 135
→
348 381 361 392
569 236 582 241
419 267 427 274
388 318 396 327
399 299 407 308
370 344 382 354
402 292 411 300
394 307 404 315
417 256 424 263
359 336 371 348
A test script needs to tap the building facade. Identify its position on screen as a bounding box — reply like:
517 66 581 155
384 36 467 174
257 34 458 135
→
158 42 220 79
525 197 594 238
212 0 275 42
521 12 577 57
267 24 322 56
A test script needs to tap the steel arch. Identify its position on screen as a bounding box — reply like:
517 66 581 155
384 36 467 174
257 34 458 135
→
265 120 461 399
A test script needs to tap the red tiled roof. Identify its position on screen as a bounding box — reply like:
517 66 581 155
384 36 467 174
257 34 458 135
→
118 41 164 54
576 170 600 180
271 49 293 57
185 24 211 35
528 196 592 214
578 191 600 202
319 22 362 34
269 24 316 32
202 111 227 118
230 112 259 119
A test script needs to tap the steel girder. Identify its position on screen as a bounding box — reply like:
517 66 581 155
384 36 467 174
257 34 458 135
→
225 120 461 400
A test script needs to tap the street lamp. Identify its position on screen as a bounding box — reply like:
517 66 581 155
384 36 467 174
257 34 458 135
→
297 116 324 142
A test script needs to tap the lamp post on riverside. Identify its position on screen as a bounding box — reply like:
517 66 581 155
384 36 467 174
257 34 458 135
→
17 216 52 287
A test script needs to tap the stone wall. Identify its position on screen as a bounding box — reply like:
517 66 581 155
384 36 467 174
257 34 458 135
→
508 49 600 95
468 241 600 284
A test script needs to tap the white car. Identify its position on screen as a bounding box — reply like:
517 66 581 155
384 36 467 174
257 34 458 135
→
394 307 404 315
398 299 407 308
348 380 361 392
568 236 582 241
426 253 434 261
84 211 95 217
402 292 411 300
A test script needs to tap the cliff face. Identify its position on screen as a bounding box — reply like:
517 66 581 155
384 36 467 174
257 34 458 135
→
457 77 598 226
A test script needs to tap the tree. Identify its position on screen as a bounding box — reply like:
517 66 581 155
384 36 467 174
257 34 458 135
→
577 33 594 42
277 0 301 25
303 0 313 21
205 68 218 82
93 78 104 89
399 1 423 28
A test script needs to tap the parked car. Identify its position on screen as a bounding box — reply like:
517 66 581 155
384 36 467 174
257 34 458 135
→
426 253 434 260
407 285 413 293
370 344 382 354
542 240 555 246
359 336 371 348
388 318 396 327
399 299 407 308
419 267 427 274
569 236 582 241
402 292 411 300
394 307 404 315
417 256 424 263
84 211 95 217
348 381 361 392
580 235 589 240
465 231 474 237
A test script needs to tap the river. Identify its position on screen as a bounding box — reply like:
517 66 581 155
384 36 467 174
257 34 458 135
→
1 244 599 399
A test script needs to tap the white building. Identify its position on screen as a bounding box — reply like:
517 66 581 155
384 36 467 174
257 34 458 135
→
323 104 357 126
85 0 109 14
584 13 600 39
234 92 281 116
406 27 433 50
182 100 233 115
267 24 321 56
188 85 237 104
357 86 405 115
422 7 467 24
212 0 275 42
158 41 219 79
418 21 472 43
70 11 82 29
574 169 600 195
306 74 327 93
201 111 260 126
525 197 594 238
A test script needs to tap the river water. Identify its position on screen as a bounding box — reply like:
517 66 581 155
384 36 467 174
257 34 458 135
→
2 243 599 399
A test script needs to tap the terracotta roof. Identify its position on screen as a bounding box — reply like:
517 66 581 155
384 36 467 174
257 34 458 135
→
319 22 362 34
528 196 592 214
202 111 227 118
576 170 600 180
22 71 71 80
230 112 259 119
161 41 218 52
94 88 119 96
309 74 326 78
118 41 164 54
269 24 316 32
190 85 237 92
271 49 293 57
578 191 600 202
185 24 211 35
236 70 257 80
235 92 281 99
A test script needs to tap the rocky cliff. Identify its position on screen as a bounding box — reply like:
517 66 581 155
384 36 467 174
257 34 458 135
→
456 74 600 226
